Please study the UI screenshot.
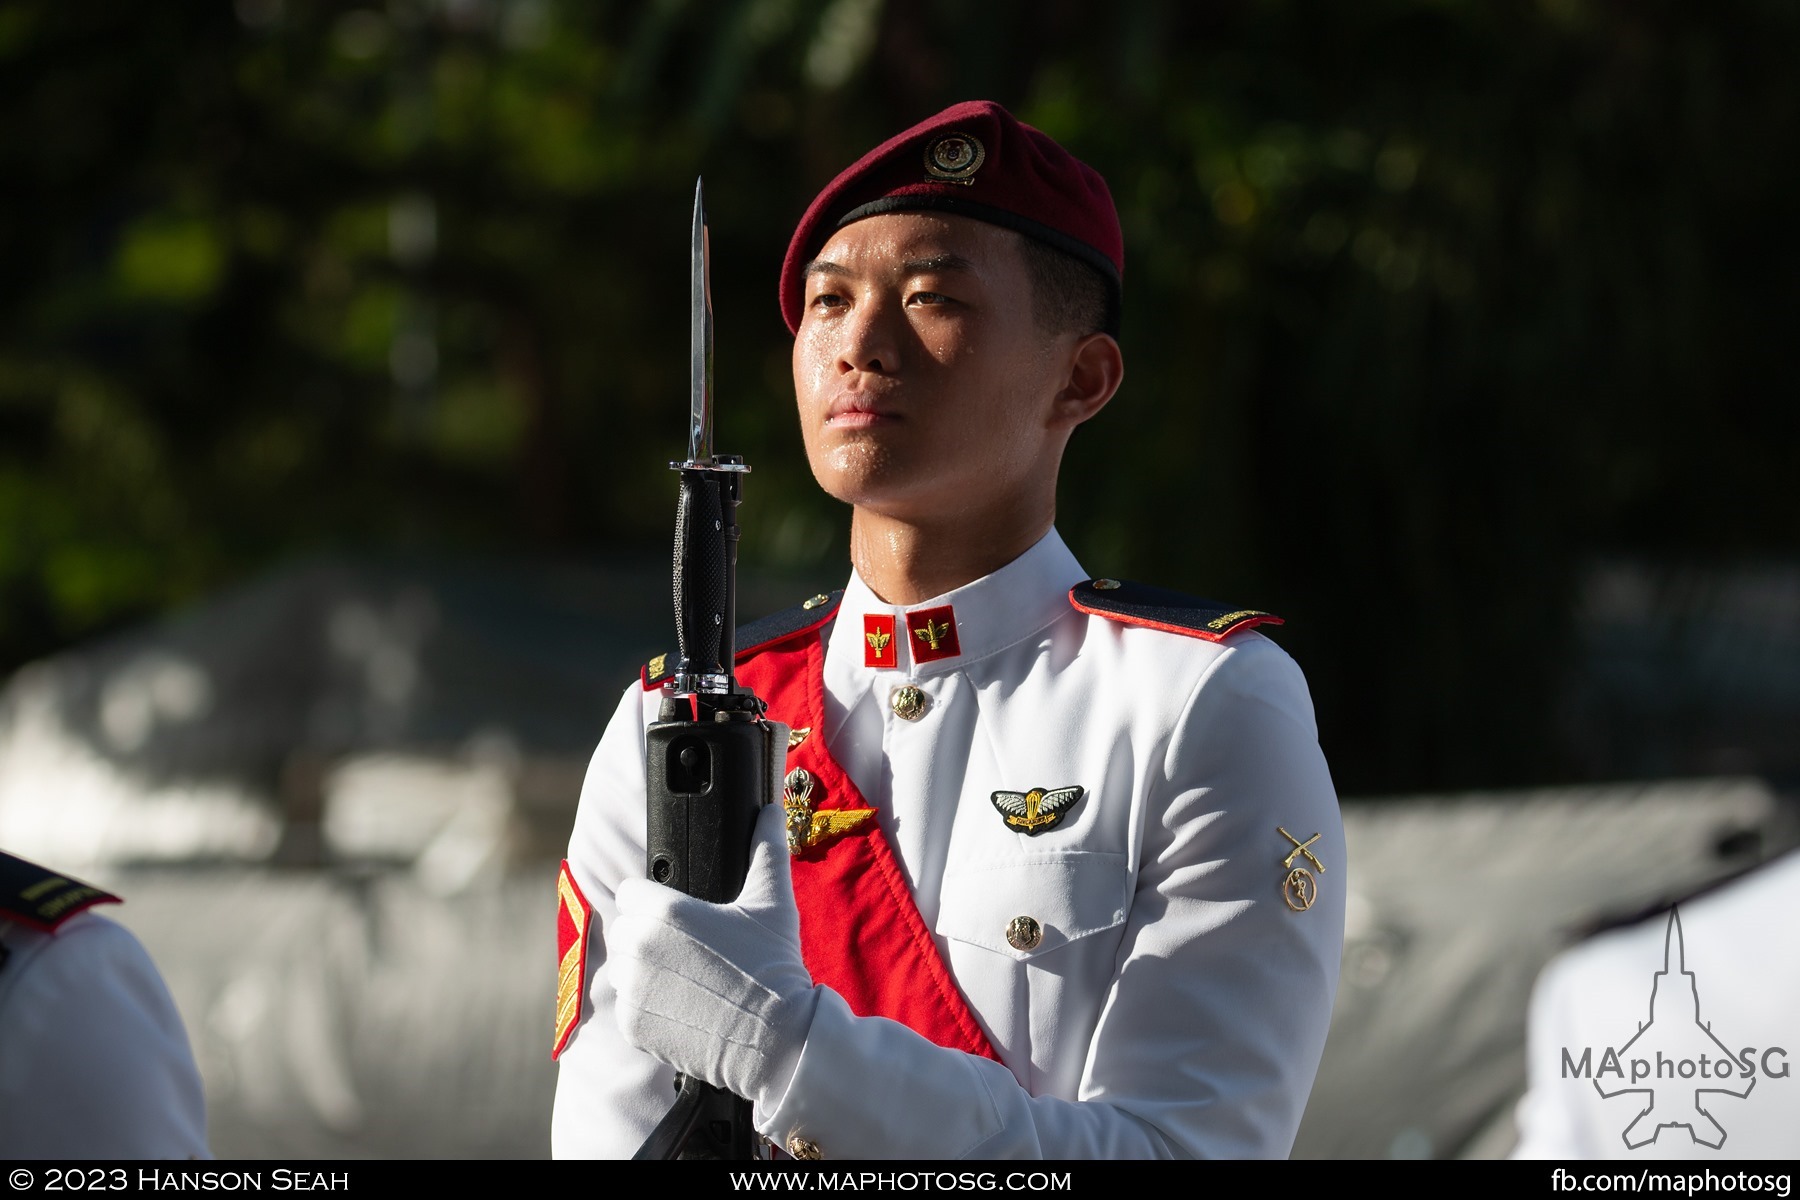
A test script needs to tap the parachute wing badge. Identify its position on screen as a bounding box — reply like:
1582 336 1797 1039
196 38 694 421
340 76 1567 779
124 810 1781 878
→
990 785 1085 836
783 767 875 856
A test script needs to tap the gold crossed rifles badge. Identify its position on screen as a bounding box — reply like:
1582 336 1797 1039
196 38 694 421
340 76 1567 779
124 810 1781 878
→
1278 827 1325 913
782 767 875 856
1278 827 1325 871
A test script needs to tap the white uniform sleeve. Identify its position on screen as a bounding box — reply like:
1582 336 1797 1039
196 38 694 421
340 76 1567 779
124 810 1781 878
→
550 683 679 1158
0 913 210 1159
759 637 1346 1159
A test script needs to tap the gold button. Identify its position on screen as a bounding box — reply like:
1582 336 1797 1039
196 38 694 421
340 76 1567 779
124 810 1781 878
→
1092 578 1121 591
890 684 928 721
802 593 830 610
786 1134 823 1160
1005 915 1043 951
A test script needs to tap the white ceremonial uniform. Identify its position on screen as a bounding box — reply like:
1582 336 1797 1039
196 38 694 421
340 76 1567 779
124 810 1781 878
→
552 529 1345 1159
1511 851 1800 1160
0 910 210 1159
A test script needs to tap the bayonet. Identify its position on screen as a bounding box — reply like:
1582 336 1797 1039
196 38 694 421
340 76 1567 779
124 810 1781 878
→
671 177 748 698
688 178 714 466
640 176 784 1161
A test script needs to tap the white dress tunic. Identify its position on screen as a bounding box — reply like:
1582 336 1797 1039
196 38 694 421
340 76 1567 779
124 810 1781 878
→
552 529 1345 1159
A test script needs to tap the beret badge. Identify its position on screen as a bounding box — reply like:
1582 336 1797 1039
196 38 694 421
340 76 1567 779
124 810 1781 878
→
923 132 985 184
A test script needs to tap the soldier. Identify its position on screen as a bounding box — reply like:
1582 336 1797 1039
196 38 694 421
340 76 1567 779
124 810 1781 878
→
0 851 210 1159
551 100 1345 1159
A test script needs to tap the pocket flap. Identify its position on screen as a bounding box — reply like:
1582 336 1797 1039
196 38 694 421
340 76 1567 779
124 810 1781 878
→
936 852 1130 959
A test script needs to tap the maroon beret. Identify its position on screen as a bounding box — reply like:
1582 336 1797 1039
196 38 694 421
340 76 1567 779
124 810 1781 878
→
779 100 1123 336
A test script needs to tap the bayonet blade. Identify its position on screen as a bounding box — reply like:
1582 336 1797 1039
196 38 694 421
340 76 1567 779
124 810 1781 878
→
688 177 714 465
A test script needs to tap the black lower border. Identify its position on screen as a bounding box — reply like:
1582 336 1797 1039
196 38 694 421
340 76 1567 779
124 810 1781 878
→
2 1160 1796 1197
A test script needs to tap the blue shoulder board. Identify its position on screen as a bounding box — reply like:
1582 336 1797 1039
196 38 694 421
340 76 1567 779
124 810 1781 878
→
642 590 845 688
1069 578 1283 643
0 852 120 934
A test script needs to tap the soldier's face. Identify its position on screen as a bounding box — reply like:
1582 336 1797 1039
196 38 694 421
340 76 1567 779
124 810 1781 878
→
792 213 1073 523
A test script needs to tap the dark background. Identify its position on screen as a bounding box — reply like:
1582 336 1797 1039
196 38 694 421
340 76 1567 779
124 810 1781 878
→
4 0 1797 798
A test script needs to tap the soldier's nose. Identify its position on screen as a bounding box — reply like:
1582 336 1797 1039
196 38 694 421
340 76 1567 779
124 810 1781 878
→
837 305 900 375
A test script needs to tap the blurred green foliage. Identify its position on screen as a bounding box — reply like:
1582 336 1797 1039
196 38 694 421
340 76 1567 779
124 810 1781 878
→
2 0 1796 793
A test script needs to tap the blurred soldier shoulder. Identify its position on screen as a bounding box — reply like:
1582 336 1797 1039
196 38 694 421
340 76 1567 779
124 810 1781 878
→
1512 849 1800 1159
0 851 211 1160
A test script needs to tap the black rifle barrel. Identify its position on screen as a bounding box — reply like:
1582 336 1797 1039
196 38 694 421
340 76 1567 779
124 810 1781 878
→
635 182 776 1162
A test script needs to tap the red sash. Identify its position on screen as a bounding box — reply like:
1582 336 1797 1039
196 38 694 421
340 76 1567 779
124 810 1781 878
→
737 631 999 1062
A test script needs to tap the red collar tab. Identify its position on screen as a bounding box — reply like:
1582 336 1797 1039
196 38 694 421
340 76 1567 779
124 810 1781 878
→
863 614 898 669
905 604 962 664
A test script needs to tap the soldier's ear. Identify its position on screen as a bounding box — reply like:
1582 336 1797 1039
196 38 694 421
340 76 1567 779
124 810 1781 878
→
1049 332 1123 430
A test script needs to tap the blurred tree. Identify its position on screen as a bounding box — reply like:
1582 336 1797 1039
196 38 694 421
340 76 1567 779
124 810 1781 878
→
0 0 1795 793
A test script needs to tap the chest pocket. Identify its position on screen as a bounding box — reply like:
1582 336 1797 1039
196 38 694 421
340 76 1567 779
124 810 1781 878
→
935 852 1130 961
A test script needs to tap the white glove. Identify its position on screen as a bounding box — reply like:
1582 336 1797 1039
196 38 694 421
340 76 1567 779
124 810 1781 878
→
610 800 820 1107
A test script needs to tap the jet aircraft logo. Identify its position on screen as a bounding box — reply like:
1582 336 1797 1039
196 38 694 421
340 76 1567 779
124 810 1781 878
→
1581 909 1756 1149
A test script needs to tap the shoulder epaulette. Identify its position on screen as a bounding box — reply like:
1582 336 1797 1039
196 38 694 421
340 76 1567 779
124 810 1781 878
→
642 591 845 688
1069 578 1283 642
0 852 120 933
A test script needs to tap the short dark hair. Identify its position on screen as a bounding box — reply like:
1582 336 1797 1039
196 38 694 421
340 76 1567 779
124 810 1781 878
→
1018 234 1114 338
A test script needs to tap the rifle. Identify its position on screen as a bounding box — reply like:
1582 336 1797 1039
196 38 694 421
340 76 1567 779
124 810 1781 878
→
634 179 786 1161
